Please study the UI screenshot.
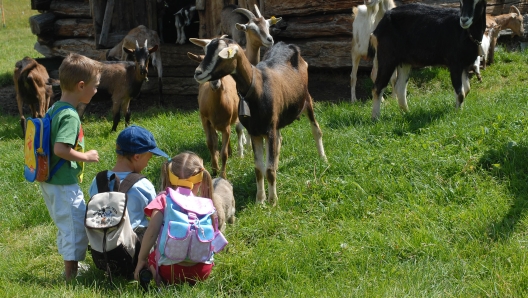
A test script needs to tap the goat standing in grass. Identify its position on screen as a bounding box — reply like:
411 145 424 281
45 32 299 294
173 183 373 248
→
350 0 395 102
14 57 54 134
187 5 281 179
369 0 487 120
486 5 524 65
106 25 163 104
78 41 158 131
191 37 326 206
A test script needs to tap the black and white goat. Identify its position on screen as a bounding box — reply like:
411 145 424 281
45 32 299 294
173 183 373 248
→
369 0 487 120
174 5 197 44
190 37 327 206
350 0 396 102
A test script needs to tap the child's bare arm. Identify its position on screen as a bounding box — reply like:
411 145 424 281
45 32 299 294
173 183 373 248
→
54 142 99 162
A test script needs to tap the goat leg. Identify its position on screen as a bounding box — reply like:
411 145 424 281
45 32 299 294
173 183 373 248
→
251 135 267 204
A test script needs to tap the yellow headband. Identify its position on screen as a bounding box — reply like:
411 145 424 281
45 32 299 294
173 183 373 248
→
168 169 203 189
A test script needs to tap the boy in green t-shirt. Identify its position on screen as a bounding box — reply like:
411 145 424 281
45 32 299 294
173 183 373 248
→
40 53 101 281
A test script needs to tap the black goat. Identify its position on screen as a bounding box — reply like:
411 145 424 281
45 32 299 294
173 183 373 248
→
369 0 487 119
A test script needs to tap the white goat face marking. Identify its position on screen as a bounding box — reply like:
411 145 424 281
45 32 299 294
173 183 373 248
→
459 0 479 29
195 39 228 83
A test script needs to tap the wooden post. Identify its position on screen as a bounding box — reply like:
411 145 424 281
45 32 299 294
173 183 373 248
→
98 0 115 47
29 12 56 35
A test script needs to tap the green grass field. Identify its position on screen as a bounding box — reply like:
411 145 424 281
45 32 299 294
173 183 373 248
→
2 1 528 297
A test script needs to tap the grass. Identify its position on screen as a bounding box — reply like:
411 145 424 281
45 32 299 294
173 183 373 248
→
2 1 528 297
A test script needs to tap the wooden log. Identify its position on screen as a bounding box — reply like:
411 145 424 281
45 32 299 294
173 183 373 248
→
275 14 352 39
29 12 56 35
37 33 55 46
263 0 360 17
54 19 94 38
283 37 355 69
31 0 52 10
49 0 91 18
161 77 199 95
34 38 107 60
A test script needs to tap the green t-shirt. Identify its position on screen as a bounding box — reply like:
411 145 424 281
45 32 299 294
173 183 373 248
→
47 102 85 185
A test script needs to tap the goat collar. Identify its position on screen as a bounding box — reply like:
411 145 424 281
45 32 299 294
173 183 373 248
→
467 29 484 56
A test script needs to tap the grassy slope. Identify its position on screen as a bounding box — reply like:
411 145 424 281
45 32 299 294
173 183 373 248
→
1 1 528 297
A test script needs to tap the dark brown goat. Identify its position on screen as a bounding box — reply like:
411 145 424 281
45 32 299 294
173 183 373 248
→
191 37 327 206
77 41 158 131
14 57 53 134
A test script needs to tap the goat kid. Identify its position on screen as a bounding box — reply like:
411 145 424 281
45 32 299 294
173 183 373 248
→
212 177 236 232
350 0 396 102
470 27 493 82
191 37 326 206
14 57 54 134
486 5 524 64
188 51 246 179
78 41 158 131
106 25 163 103
370 0 487 120
175 5 197 44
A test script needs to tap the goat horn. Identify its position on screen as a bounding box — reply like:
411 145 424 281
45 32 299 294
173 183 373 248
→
144 39 148 48
254 4 262 18
233 8 255 20
510 5 521 15
135 40 140 50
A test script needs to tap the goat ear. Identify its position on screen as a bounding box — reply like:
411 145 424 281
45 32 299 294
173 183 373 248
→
268 16 282 26
148 45 159 53
235 23 247 32
218 46 237 59
190 38 211 47
187 52 204 63
123 47 135 55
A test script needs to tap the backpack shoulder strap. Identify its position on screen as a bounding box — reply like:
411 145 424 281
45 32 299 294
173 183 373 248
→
119 172 146 194
95 170 120 193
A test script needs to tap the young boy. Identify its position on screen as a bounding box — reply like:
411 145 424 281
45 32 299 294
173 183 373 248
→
39 53 101 281
88 125 169 240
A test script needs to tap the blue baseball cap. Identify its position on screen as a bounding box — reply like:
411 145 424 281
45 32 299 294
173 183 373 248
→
116 125 169 158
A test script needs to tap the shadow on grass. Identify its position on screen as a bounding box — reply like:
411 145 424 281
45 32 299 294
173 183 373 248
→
478 142 528 241
0 122 23 140
392 103 452 135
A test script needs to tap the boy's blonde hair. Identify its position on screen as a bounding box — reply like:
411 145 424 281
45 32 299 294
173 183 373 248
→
59 53 101 92
161 151 214 200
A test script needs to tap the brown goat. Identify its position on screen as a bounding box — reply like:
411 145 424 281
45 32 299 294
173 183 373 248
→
106 25 163 103
14 57 53 134
191 37 327 206
77 41 158 131
486 5 524 64
187 4 281 179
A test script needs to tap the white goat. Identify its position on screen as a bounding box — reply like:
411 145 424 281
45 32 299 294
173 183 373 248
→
350 0 396 102
470 27 493 82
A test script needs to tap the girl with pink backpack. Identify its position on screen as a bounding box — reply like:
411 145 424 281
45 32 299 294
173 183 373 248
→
134 152 227 286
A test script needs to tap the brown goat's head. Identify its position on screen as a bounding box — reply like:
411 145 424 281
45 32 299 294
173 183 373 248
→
508 5 524 36
123 40 158 80
233 4 282 48
190 37 240 84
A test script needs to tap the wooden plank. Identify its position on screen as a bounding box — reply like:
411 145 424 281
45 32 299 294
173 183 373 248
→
98 0 115 47
29 12 56 35
275 13 352 39
34 38 107 60
264 0 360 17
161 77 199 95
91 0 105 48
31 0 52 11
54 19 94 38
50 0 92 18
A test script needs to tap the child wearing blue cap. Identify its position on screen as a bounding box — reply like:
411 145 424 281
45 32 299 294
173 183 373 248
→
88 125 169 240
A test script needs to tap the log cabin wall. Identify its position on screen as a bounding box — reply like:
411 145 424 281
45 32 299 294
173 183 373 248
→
29 0 528 100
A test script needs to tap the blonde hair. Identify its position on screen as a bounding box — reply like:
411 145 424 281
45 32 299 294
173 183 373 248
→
161 151 214 200
59 53 101 92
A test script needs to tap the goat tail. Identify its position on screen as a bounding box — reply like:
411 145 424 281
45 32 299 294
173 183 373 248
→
367 34 377 60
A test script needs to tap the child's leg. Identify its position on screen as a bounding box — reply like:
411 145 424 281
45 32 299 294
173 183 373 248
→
40 183 89 275
64 260 78 281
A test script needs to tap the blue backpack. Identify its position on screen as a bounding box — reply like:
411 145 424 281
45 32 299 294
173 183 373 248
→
23 105 74 182
157 187 228 264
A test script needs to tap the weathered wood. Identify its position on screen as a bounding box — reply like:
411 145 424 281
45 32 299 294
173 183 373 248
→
161 77 199 95
275 14 352 39
49 0 91 18
91 0 105 48
37 33 55 46
197 0 225 38
264 0 360 17
99 0 115 47
196 0 205 10
282 37 353 69
54 19 94 38
31 0 52 11
34 38 107 60
29 12 56 35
